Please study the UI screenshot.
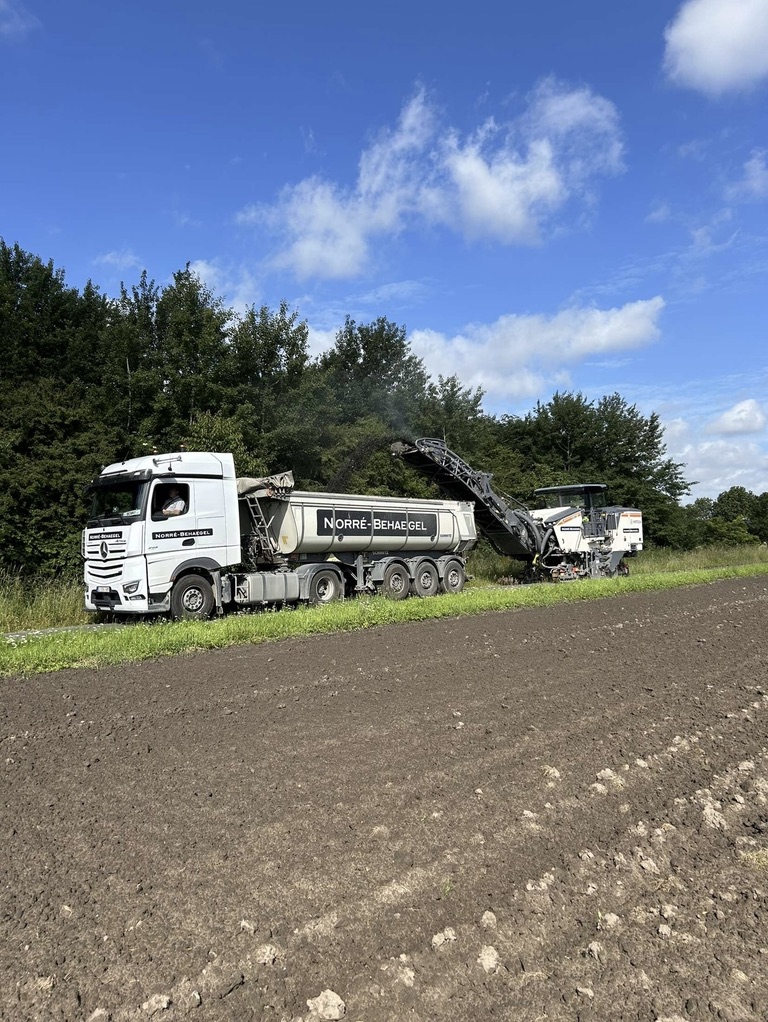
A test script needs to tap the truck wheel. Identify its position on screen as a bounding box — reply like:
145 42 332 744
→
381 563 409 600
439 560 466 594
170 575 214 621
308 569 342 605
412 560 439 597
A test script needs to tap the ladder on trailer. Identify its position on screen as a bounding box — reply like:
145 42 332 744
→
242 493 280 564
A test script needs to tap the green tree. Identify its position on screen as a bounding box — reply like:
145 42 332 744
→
184 411 267 478
221 301 310 468
319 316 428 429
671 497 714 549
0 242 118 574
145 266 232 446
711 486 757 524
497 392 690 545
707 485 768 545
0 379 121 574
751 492 768 543
319 416 407 494
414 375 488 453
1 240 78 382
104 270 163 455
703 516 759 545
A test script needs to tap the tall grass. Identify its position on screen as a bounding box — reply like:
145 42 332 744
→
466 541 768 583
1 542 766 635
3 563 768 676
0 572 89 632
631 543 768 573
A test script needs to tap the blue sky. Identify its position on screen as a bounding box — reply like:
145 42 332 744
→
2 0 767 500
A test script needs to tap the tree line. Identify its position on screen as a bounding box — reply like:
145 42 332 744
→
1 239 766 577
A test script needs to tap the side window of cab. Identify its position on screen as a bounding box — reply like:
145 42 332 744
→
151 483 190 521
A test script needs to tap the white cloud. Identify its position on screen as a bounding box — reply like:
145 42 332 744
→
607 374 768 499
237 178 371 280
238 80 624 280
688 223 739 255
521 77 624 177
665 419 768 499
236 90 434 280
646 203 671 224
664 0 768 95
0 0 40 38
306 326 337 359
707 397 767 434
677 138 711 160
358 85 436 204
171 210 202 229
436 133 564 243
94 249 143 271
187 259 261 317
408 296 664 401
354 279 430 307
301 128 319 156
726 151 768 200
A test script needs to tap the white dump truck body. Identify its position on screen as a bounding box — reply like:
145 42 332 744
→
83 451 476 618
244 489 474 556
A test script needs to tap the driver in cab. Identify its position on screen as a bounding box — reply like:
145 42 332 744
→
161 487 186 517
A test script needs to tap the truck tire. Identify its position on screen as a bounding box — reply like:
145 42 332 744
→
381 563 409 600
412 560 439 597
170 575 214 621
308 569 342 605
439 559 466 594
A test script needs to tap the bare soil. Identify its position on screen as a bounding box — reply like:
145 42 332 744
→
2 577 768 1022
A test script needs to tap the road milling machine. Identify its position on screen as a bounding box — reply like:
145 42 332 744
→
392 438 643 581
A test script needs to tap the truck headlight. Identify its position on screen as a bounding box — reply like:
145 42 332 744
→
123 581 140 594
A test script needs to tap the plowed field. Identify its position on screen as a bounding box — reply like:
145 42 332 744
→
2 576 768 1022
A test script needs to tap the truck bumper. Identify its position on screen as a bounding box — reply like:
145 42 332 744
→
86 587 150 613
86 590 171 615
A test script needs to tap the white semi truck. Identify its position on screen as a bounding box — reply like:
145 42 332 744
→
83 450 477 620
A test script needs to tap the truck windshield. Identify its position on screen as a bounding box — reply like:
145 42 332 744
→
87 481 147 525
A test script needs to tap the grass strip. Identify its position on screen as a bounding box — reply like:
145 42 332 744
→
2 563 767 677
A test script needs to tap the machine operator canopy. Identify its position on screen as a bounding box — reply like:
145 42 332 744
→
533 484 607 511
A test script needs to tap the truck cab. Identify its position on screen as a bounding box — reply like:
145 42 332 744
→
83 452 241 615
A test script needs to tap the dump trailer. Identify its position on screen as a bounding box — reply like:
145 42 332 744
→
392 438 643 580
82 451 476 620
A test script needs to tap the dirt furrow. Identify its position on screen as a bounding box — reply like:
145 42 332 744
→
1 576 767 1022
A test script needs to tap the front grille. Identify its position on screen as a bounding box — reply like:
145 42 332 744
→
87 562 124 581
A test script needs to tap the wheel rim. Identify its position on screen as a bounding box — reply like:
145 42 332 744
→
316 577 335 602
390 572 406 595
416 567 437 595
182 586 205 612
446 567 461 590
